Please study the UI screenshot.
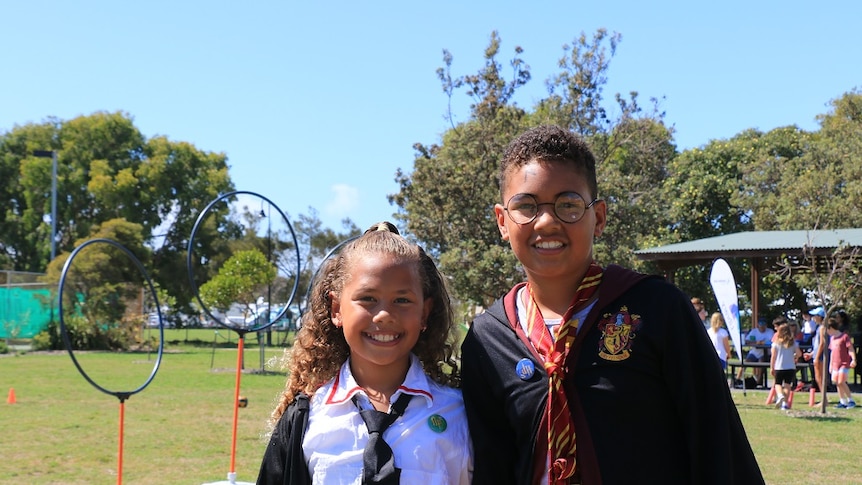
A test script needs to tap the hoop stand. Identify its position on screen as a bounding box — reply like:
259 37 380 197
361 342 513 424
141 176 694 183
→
189 191 301 485
201 333 254 485
58 239 165 485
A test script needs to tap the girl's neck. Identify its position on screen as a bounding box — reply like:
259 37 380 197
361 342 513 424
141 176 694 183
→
350 358 410 412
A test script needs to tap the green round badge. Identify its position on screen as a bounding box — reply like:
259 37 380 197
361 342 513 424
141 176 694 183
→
427 414 447 433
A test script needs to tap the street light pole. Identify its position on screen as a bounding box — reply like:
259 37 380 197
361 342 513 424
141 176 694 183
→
33 150 58 261
266 204 272 347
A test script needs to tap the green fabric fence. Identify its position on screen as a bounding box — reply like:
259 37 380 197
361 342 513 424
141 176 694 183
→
0 287 53 339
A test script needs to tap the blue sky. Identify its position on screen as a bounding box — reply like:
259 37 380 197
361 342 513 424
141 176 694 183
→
3 1 860 232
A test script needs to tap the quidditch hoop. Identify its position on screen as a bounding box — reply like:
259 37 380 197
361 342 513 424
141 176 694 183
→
58 238 165 401
187 190 300 334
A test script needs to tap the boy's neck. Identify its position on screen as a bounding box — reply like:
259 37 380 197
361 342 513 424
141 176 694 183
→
527 269 591 319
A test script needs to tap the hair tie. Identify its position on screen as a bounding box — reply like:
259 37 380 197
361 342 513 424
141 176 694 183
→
364 221 400 235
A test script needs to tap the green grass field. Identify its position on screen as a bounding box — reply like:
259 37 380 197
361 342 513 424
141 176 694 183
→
2 329 861 484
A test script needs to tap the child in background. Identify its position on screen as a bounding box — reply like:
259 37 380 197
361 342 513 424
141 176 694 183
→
257 222 472 484
770 323 802 410
800 309 816 345
461 125 763 484
827 317 858 409
707 312 731 370
790 321 803 345
736 318 774 387
803 307 828 399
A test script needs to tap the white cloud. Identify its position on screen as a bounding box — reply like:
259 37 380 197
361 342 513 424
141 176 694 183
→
325 184 360 219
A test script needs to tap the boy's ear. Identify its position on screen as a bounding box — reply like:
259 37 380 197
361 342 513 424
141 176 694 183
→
329 291 342 327
593 199 608 238
494 203 509 241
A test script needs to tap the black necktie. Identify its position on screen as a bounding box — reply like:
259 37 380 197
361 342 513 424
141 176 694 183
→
353 393 413 485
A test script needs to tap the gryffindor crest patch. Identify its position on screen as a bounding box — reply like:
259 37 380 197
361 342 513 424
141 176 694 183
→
597 306 642 361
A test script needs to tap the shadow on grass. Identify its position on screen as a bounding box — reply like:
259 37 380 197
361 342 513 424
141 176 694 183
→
783 410 853 421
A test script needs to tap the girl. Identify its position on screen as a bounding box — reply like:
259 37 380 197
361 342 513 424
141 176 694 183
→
770 323 802 410
827 316 858 408
257 222 472 484
707 312 731 371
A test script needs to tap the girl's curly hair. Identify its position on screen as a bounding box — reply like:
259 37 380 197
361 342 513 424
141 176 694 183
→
267 222 459 427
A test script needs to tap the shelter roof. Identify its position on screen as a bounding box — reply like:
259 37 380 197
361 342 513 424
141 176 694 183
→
634 228 862 264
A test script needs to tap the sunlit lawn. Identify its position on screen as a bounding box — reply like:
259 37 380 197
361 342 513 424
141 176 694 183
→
2 329 861 484
2 331 290 485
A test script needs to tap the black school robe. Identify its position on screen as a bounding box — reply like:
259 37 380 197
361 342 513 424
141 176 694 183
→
462 265 764 485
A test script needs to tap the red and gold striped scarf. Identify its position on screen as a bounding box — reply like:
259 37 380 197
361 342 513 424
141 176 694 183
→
524 262 603 484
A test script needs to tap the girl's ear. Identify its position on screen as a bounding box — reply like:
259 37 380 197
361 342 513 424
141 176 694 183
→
421 298 433 331
329 291 342 327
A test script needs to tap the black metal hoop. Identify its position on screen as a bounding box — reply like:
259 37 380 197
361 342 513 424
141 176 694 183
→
58 238 164 402
187 190 301 335
300 235 359 316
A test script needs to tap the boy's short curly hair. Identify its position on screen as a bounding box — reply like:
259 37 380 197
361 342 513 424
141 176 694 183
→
499 125 598 201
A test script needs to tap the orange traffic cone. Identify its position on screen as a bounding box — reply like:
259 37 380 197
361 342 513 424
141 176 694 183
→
7 388 15 404
765 386 776 405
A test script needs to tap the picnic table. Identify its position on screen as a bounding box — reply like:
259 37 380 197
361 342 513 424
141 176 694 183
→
727 359 811 389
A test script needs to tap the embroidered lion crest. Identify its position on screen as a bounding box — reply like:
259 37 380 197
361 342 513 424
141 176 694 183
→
597 306 642 361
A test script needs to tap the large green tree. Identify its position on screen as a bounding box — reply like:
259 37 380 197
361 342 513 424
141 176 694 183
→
392 30 673 306
43 218 150 350
391 31 530 306
0 111 234 315
658 127 815 312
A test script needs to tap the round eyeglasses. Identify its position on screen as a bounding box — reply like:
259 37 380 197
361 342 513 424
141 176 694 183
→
503 192 600 225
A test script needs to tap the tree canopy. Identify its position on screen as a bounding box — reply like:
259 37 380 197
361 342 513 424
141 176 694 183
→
1 112 361 329
392 31 862 320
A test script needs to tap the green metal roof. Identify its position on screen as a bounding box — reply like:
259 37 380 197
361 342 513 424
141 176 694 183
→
634 229 862 262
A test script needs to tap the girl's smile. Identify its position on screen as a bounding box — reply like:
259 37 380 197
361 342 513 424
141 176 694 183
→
330 252 431 384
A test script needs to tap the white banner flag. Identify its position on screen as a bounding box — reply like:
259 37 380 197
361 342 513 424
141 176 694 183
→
710 258 742 360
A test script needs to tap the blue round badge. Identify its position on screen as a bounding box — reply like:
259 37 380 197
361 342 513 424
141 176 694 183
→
516 358 535 380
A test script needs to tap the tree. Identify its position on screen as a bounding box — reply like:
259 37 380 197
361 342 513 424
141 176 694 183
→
290 209 361 304
42 218 150 350
391 31 530 307
794 91 862 229
199 249 277 326
534 29 621 138
0 111 235 316
392 30 672 306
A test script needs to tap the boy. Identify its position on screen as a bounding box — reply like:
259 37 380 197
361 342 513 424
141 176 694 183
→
461 125 763 484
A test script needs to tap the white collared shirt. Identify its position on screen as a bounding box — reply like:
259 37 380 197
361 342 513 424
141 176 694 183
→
303 353 472 484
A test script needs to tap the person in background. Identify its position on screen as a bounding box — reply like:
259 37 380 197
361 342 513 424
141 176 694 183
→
800 309 816 345
707 312 731 373
770 315 788 343
691 297 709 330
833 308 852 333
789 321 803 345
257 222 472 485
461 125 763 484
803 307 828 399
826 316 857 409
736 317 775 387
770 322 802 410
